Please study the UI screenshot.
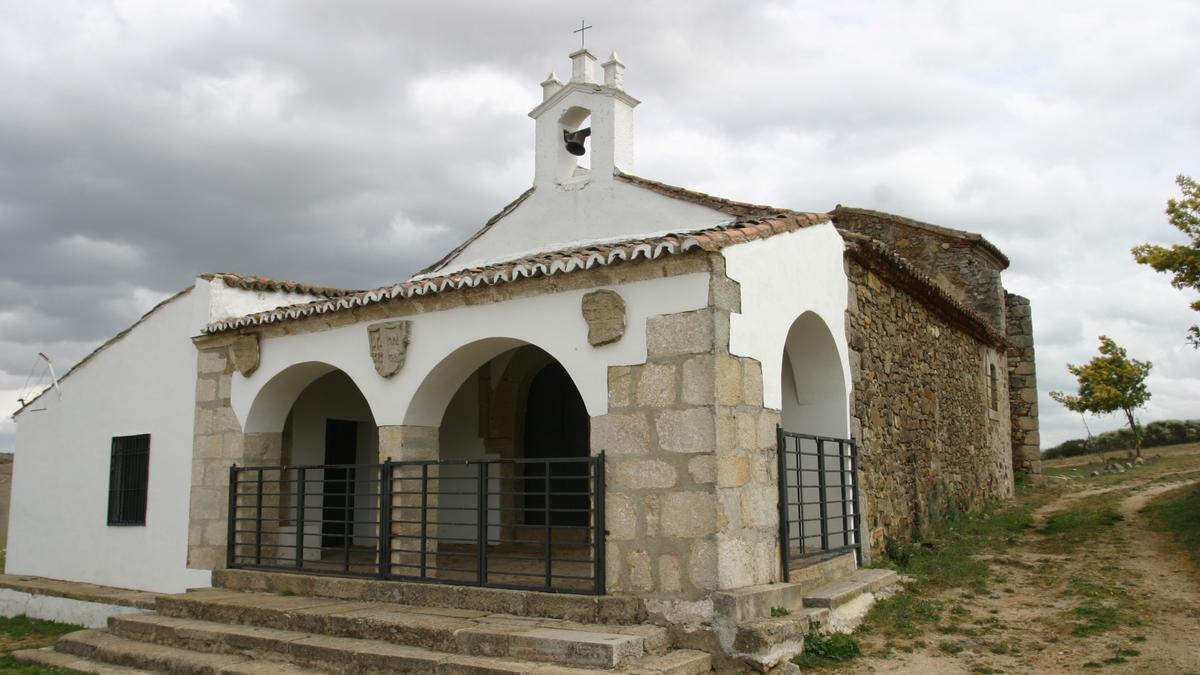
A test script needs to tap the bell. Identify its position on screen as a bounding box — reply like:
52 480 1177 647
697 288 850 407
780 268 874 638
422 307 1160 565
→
563 127 592 156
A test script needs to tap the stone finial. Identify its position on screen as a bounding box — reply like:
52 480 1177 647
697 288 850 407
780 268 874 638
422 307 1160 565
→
601 51 625 90
228 334 259 377
540 71 564 101
581 289 626 346
569 48 597 83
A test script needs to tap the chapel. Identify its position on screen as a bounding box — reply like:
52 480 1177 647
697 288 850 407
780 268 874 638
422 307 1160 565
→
7 48 1040 671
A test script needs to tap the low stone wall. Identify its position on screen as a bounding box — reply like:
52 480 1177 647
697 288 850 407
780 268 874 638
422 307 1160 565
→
845 257 1014 554
1006 293 1042 475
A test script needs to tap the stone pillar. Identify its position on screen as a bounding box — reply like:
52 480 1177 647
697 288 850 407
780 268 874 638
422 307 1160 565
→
378 425 439 576
592 264 782 615
187 338 284 571
1005 293 1042 476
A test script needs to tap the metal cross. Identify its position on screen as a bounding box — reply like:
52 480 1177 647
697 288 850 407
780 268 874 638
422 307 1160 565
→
573 20 592 48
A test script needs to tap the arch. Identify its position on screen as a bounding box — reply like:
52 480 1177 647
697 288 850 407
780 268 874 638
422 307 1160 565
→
557 105 592 179
780 311 849 438
402 337 587 428
243 361 340 434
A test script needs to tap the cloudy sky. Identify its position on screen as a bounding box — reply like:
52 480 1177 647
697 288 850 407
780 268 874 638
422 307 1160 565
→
2 1 1198 453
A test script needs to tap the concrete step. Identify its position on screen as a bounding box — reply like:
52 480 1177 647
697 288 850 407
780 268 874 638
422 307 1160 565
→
149 590 672 668
12 647 155 674
210 569 644 625
802 568 898 609
711 551 857 623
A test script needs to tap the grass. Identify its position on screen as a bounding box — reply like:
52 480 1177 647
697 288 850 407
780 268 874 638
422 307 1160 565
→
855 495 1043 653
1040 498 1124 553
792 631 862 669
0 615 84 674
882 498 1040 594
1141 483 1200 576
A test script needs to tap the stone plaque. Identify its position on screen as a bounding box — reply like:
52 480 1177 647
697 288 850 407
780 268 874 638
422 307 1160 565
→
228 334 260 377
368 320 411 378
581 289 626 346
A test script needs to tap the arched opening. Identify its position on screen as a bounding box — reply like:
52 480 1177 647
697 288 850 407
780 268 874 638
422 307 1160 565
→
778 312 856 566
425 344 595 590
558 106 592 180
781 313 848 438
232 365 380 575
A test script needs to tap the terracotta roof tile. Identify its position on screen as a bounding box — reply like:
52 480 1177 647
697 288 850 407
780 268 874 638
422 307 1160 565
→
199 272 358 298
204 210 831 334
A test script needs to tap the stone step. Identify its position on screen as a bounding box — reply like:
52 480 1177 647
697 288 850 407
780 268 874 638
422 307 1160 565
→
54 629 325 674
711 551 857 623
211 569 644 624
152 590 669 668
732 607 828 656
12 646 156 674
802 568 898 609
112 611 650 670
56 623 709 675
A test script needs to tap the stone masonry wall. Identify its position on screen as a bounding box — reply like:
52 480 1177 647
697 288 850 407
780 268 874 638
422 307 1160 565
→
834 208 1008 332
591 256 780 616
1005 293 1042 475
846 258 1013 555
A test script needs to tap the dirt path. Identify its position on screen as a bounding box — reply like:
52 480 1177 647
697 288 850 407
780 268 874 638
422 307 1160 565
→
845 477 1200 674
1106 480 1200 674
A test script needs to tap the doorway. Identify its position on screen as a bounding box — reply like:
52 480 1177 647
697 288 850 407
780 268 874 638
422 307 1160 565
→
522 362 590 527
321 419 358 548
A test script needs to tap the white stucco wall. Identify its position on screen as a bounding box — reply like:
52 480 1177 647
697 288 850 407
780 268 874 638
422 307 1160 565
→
6 288 211 593
432 181 732 277
206 278 326 325
234 271 712 433
724 223 852 435
7 278 330 593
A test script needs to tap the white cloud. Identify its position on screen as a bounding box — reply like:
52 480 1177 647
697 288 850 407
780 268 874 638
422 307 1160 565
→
1 0 1198 453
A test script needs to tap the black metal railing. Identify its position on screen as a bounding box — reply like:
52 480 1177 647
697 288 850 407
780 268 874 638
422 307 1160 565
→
776 430 860 579
227 454 605 595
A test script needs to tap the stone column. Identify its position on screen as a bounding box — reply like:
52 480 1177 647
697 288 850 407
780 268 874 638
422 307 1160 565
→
1005 293 1042 476
187 338 284 571
378 425 439 577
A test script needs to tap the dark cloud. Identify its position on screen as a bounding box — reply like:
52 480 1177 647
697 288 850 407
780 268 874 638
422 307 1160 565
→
3 0 1200 452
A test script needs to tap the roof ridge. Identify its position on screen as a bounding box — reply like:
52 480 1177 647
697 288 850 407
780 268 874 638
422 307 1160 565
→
614 171 788 218
12 286 195 417
416 187 537 277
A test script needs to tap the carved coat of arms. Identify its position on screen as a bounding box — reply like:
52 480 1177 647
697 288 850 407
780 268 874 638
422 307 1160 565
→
228 334 260 377
368 320 411 378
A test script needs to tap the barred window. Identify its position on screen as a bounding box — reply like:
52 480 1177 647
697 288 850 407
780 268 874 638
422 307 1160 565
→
988 363 999 411
108 434 150 526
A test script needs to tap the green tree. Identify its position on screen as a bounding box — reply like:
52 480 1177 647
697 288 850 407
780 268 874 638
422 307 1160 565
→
1132 175 1200 348
1050 336 1152 456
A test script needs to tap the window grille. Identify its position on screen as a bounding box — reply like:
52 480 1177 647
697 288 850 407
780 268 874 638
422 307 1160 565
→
108 434 150 526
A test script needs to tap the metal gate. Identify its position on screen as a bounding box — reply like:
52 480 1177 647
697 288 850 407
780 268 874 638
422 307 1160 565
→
227 455 605 595
776 430 861 579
